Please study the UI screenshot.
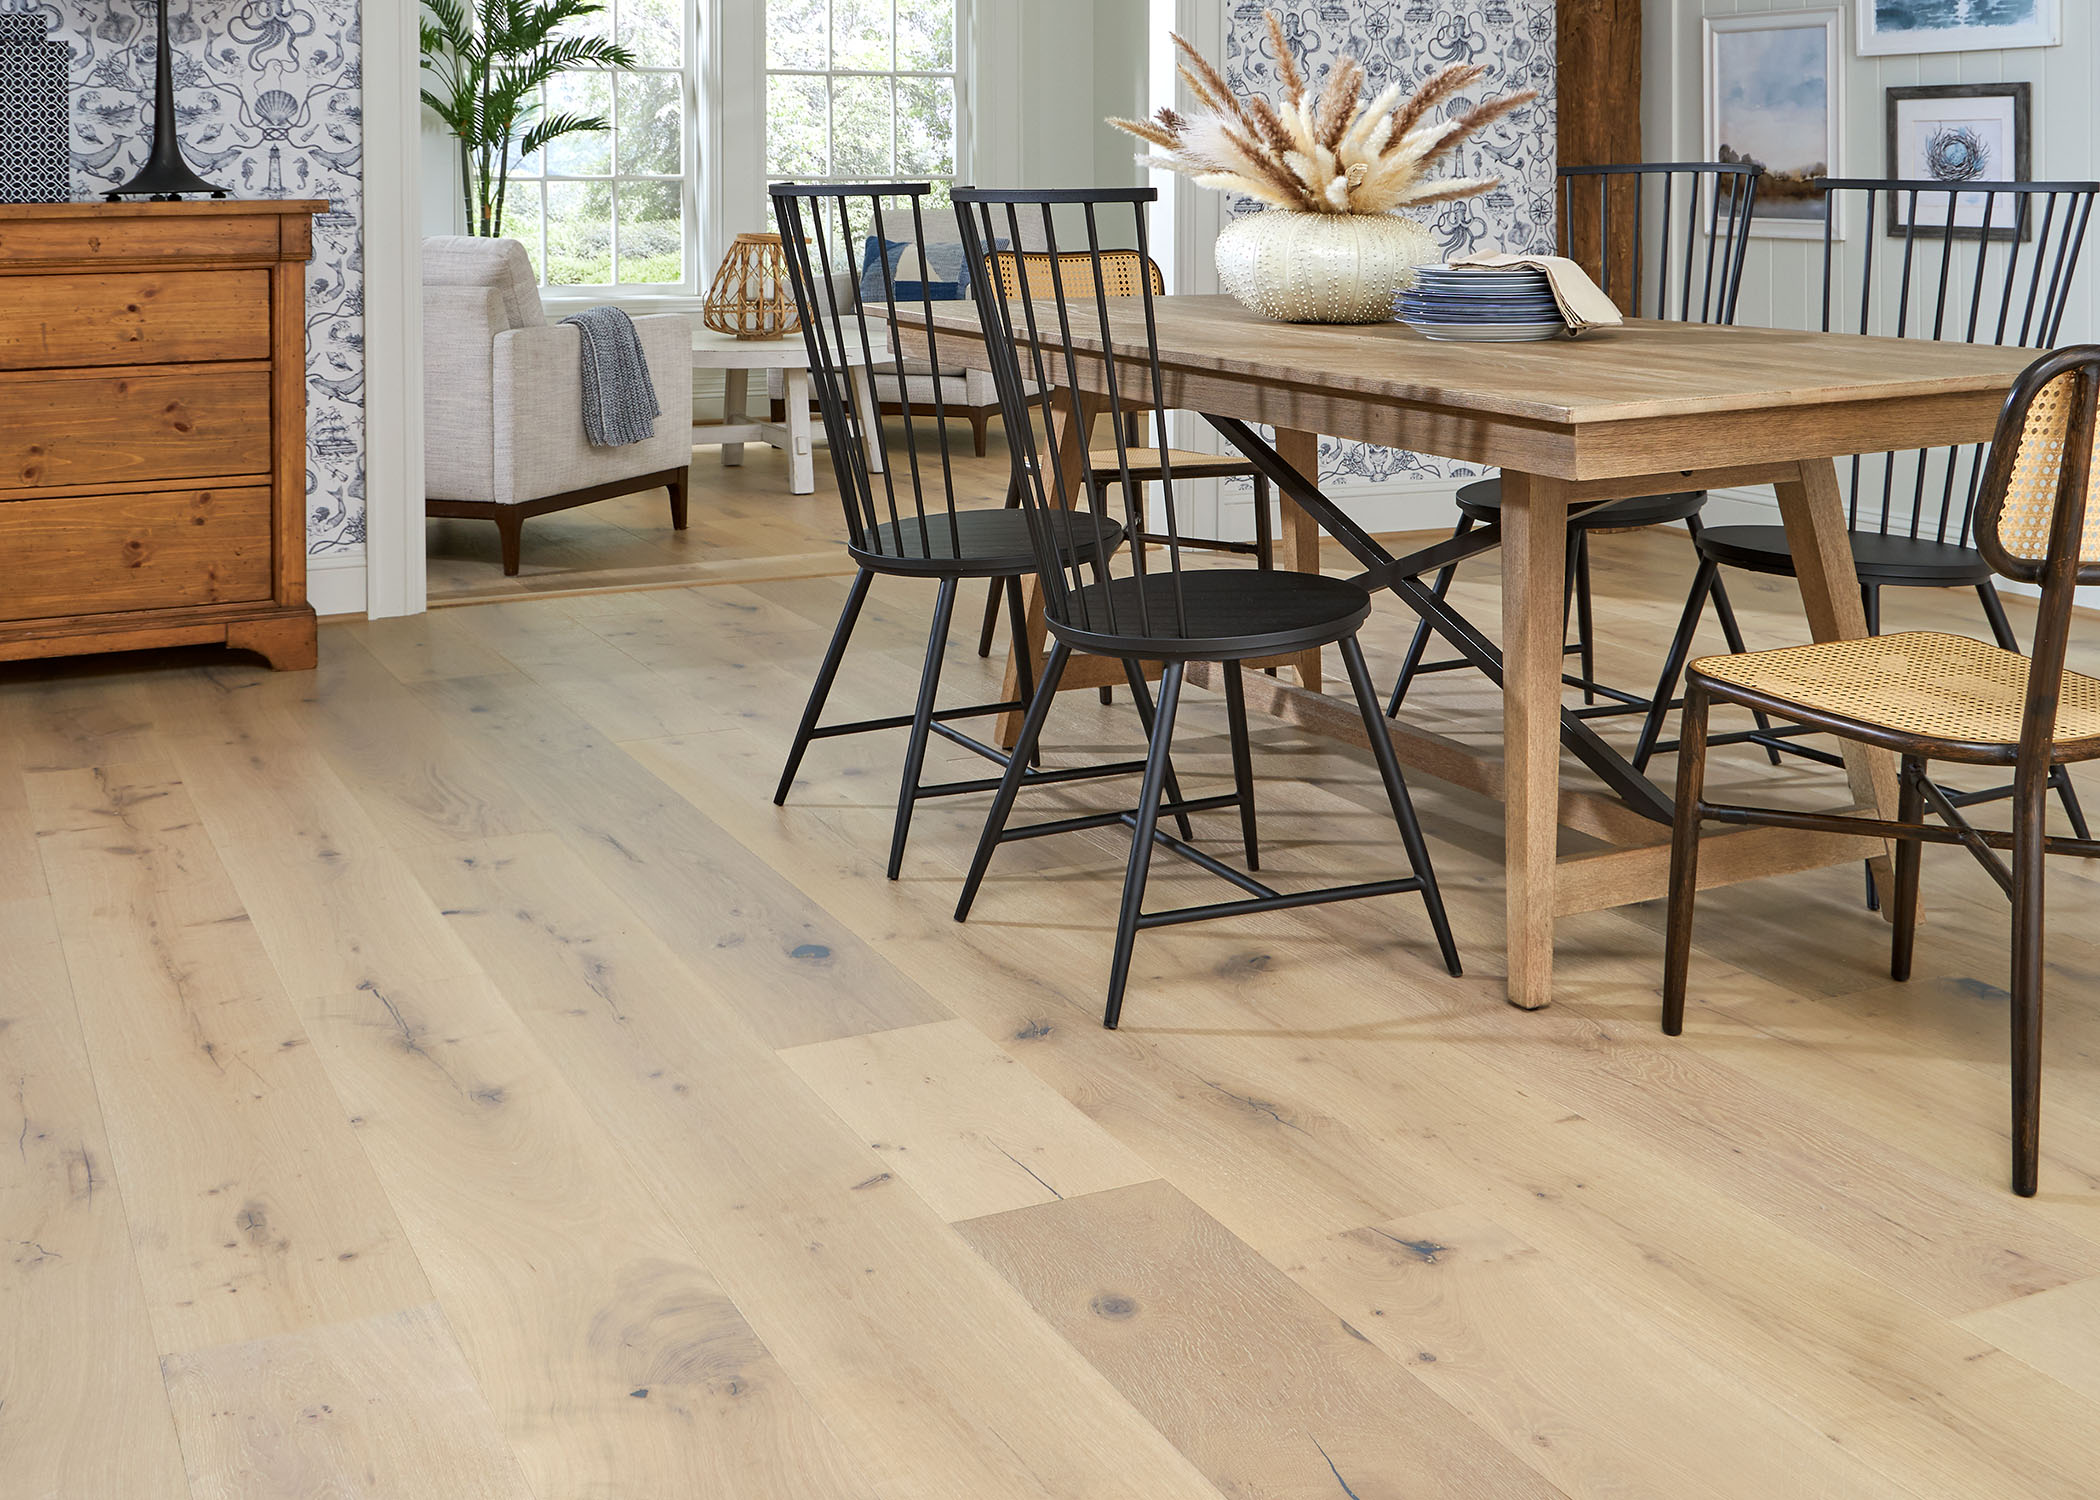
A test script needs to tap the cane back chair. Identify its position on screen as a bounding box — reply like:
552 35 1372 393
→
1386 161 1766 725
1639 178 2100 844
1664 345 2100 1196
950 185 1460 1028
771 181 1153 879
973 247 1275 663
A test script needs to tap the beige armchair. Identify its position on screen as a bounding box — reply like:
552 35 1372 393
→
422 237 694 574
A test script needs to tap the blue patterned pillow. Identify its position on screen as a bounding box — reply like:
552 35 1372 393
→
859 234 972 304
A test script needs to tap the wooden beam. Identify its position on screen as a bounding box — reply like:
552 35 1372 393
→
1557 0 1645 292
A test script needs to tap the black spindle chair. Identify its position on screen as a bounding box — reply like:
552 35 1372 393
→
1637 178 2100 843
1664 345 2100 1195
771 181 1150 878
950 186 1461 1028
1386 162 1767 725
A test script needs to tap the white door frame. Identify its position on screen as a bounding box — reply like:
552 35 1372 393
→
361 0 428 617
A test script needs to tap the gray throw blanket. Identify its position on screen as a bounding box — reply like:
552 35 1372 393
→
560 306 661 446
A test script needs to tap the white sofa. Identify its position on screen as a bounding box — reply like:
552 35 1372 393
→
423 237 694 574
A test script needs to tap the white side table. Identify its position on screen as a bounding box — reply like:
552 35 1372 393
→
689 324 883 495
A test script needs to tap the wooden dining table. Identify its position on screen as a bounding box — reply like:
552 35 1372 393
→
891 295 2042 1009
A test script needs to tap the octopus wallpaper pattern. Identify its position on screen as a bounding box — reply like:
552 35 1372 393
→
1226 0 1558 489
6 0 365 556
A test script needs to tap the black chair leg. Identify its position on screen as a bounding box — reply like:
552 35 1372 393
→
1861 581 1882 637
1120 658 1196 842
1002 572 1042 769
955 642 1073 921
1979 581 2090 837
1892 756 1925 983
887 576 960 880
776 568 875 805
1574 530 1597 705
1341 635 1460 976
1104 661 1186 1029
2010 760 2049 1198
1691 518 1782 767
977 576 1007 658
1633 558 1718 773
1222 660 1260 870
1387 516 1473 717
1662 685 1711 1035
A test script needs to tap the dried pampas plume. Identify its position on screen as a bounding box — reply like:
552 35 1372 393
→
1108 8 1537 216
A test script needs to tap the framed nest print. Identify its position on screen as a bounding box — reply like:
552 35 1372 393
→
1885 83 2033 241
1859 1 2060 58
1704 10 1843 239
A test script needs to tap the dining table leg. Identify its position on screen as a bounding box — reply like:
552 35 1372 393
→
1500 470 1571 1010
1773 457 1901 904
1273 428 1326 693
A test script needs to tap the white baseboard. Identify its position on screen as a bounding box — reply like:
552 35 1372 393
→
310 551 369 618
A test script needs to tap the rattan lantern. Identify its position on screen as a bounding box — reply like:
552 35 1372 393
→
703 232 800 340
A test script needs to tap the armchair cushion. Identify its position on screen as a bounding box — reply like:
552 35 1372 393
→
423 236 546 331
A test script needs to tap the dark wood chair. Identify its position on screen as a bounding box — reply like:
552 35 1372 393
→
1639 178 2100 851
771 181 1157 879
951 185 1461 1029
1385 162 1766 723
1663 344 2100 1196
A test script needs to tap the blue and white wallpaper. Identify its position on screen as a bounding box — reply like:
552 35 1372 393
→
3 0 365 555
1227 0 1557 488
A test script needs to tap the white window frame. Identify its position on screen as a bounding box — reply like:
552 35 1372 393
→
530 0 708 311
760 0 971 205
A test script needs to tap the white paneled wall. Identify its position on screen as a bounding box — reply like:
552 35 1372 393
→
1647 0 2099 343
1643 0 2100 603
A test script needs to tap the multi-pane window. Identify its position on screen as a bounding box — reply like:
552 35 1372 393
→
507 0 690 287
765 0 961 202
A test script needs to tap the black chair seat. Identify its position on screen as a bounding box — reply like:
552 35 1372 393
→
853 507 1126 579
1050 568 1370 661
1692 524 1992 585
1455 477 1707 531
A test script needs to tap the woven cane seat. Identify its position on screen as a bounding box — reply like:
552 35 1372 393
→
1692 631 2100 756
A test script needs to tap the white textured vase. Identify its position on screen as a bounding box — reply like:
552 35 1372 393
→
1214 210 1440 324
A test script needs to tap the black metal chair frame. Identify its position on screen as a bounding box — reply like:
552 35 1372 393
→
948 185 1460 1028
1637 178 2100 845
1664 345 2100 1196
771 181 1167 879
1386 161 1768 727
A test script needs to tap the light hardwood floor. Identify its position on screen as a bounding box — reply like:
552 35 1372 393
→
11 441 2100 1498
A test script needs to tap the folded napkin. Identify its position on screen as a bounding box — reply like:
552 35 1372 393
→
1445 252 1625 333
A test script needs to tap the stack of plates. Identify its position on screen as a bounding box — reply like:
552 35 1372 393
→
1396 265 1568 342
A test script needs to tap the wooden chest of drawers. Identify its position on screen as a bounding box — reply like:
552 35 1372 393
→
0 201 325 669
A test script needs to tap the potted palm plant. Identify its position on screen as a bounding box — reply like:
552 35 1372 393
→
421 0 638 238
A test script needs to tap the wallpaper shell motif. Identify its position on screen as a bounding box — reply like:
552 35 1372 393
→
1226 1 1557 488
4 0 364 556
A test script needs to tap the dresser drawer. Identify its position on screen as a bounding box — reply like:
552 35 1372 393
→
0 366 273 493
0 486 273 621
0 214 285 266
0 270 272 369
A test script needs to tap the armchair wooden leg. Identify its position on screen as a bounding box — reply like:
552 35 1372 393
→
971 411 991 457
495 510 525 576
668 466 690 530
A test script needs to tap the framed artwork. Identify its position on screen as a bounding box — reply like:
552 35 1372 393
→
1704 10 1844 240
1858 0 2060 58
1885 83 2033 240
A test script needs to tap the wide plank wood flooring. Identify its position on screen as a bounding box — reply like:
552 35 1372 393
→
11 446 2100 1497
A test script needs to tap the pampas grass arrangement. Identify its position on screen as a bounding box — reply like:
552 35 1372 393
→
1111 9 1537 216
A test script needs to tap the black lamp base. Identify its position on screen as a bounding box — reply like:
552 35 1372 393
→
103 0 227 202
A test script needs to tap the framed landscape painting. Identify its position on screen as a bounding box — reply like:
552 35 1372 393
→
1858 0 2060 57
1704 10 1843 240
